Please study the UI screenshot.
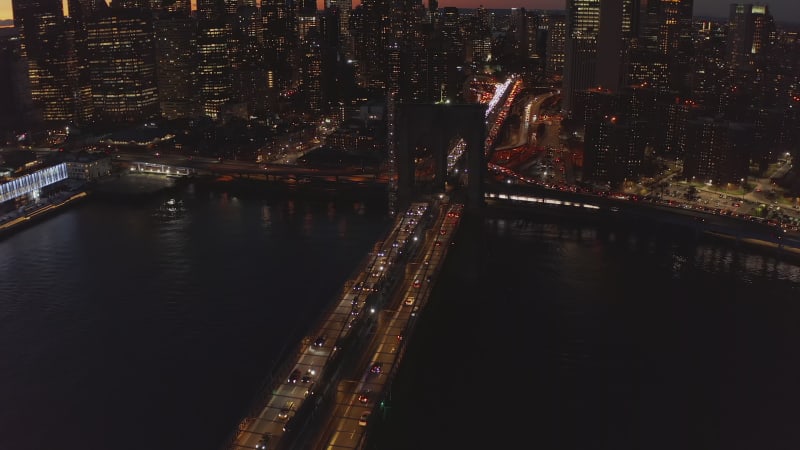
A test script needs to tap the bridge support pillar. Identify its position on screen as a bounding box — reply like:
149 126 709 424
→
396 104 486 210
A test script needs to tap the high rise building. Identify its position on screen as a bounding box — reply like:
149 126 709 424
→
196 19 233 119
32 13 79 123
222 0 239 16
434 5 462 102
637 0 693 93
233 6 269 117
319 7 342 110
66 0 108 24
596 0 639 93
350 0 391 91
572 86 616 128
663 98 703 156
727 4 774 74
524 10 539 62
688 20 728 108
262 0 294 95
545 13 566 80
196 0 226 20
326 0 353 57
12 0 63 33
12 0 78 123
64 0 99 126
111 0 148 9
683 116 751 185
0 28 34 132
563 0 600 111
64 17 94 125
654 0 693 57
301 27 322 113
297 14 318 43
86 9 159 123
565 0 643 110
584 114 644 185
509 8 526 61
154 12 197 119
163 0 191 14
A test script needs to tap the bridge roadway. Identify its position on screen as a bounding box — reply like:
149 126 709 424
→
485 183 800 251
224 199 462 450
114 153 389 185
319 203 463 450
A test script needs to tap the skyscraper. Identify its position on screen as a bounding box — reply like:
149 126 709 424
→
64 0 100 126
727 4 774 75
301 27 322 113
638 0 694 93
684 116 751 185
233 5 268 117
584 114 644 185
563 0 600 112
545 12 566 80
12 0 63 33
326 0 352 57
565 0 645 110
154 12 197 119
0 28 34 131
262 0 294 96
13 0 77 123
596 0 639 93
196 19 233 119
86 9 159 123
196 0 226 21
350 0 391 91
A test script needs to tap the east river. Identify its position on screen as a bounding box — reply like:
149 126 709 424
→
2 182 800 450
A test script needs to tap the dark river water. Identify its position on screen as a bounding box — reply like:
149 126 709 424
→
367 213 800 450
2 182 800 450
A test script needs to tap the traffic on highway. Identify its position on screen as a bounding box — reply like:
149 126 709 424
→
230 200 460 450
322 202 463 450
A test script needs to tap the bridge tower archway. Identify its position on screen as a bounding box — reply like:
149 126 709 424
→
395 104 486 210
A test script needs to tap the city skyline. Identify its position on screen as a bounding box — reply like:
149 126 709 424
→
0 1 798 26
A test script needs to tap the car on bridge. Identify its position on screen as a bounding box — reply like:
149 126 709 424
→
278 401 294 420
358 390 371 404
358 412 370 427
288 369 301 384
256 433 272 449
313 335 326 348
369 362 382 374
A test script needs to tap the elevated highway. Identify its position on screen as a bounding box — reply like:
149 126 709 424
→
484 183 800 251
222 199 463 450
319 203 462 450
113 153 389 186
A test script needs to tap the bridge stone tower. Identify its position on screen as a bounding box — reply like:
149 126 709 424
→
395 104 486 210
